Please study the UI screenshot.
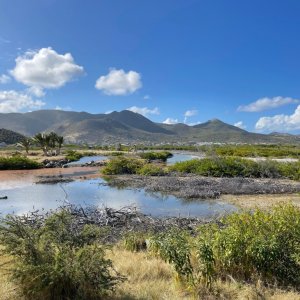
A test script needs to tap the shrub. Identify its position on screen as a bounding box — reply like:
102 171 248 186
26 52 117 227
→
102 157 145 175
170 156 300 179
196 204 300 288
138 163 167 176
139 151 173 162
149 229 194 283
64 150 83 162
123 232 148 252
0 210 121 299
0 156 41 170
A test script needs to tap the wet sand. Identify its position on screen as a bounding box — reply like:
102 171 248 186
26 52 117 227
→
0 167 100 190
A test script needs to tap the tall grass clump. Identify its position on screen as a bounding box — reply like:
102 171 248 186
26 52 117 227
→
170 157 300 179
102 157 145 175
139 151 173 162
0 155 41 170
0 210 122 300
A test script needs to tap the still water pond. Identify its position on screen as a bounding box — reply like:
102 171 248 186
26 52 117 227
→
0 178 235 217
167 153 201 165
67 155 108 165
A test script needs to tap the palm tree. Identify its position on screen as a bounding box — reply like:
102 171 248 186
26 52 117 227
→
17 138 32 154
56 136 64 155
33 133 51 156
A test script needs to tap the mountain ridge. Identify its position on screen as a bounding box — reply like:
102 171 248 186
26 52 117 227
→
0 110 299 144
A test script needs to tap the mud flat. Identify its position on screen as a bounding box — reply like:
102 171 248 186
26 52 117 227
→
107 174 300 200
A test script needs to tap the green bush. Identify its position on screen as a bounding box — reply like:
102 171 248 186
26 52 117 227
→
64 150 83 162
138 163 167 176
170 157 300 179
147 204 300 289
197 204 300 287
123 232 148 252
0 210 121 299
0 156 41 170
102 157 145 175
139 151 173 162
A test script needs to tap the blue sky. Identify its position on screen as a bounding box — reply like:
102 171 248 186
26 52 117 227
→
1 0 300 133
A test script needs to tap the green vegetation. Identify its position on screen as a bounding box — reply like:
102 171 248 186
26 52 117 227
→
201 144 300 158
0 128 25 145
0 156 41 170
33 132 64 155
139 151 173 162
0 210 121 300
64 150 84 162
102 156 167 176
102 157 145 175
170 157 300 180
129 204 300 292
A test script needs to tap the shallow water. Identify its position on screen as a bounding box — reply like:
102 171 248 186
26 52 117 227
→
67 155 108 165
167 153 201 165
0 178 236 217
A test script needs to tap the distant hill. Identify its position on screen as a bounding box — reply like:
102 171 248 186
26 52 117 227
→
0 110 299 144
0 128 26 144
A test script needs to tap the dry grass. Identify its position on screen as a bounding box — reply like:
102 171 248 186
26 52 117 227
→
0 255 23 300
223 194 300 209
0 247 299 300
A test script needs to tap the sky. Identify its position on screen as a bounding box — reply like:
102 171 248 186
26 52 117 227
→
1 0 300 133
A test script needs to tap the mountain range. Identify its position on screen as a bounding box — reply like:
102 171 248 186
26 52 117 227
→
0 110 299 145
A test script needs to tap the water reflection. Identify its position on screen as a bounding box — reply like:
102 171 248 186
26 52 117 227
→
0 178 236 217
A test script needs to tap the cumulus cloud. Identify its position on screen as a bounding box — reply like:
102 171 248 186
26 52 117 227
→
234 121 246 129
95 68 142 95
0 74 11 84
143 95 150 100
127 106 159 117
55 105 72 111
10 47 84 94
255 105 300 132
163 118 179 125
184 109 198 123
0 90 45 113
237 96 299 112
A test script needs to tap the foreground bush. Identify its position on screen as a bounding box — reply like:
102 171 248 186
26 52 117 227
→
148 204 300 290
137 163 167 176
102 157 145 175
170 157 300 179
0 211 121 299
139 151 173 162
0 156 41 170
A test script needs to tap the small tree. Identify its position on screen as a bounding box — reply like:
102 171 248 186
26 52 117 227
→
33 133 51 156
56 135 64 155
17 138 32 154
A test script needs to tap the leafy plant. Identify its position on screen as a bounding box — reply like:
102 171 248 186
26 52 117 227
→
0 155 41 170
102 157 145 175
138 163 167 176
0 210 121 299
139 151 173 162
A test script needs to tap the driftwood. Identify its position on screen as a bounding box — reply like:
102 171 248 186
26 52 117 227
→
0 196 7 200
15 204 212 243
107 175 300 199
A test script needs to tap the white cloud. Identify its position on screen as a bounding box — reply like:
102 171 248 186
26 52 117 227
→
184 109 198 123
127 106 159 117
55 105 72 111
105 110 113 114
163 118 178 125
184 109 198 117
143 95 150 100
95 68 142 95
234 121 246 129
0 74 11 84
26 86 45 97
0 90 45 113
255 105 300 132
10 47 84 94
238 96 299 112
